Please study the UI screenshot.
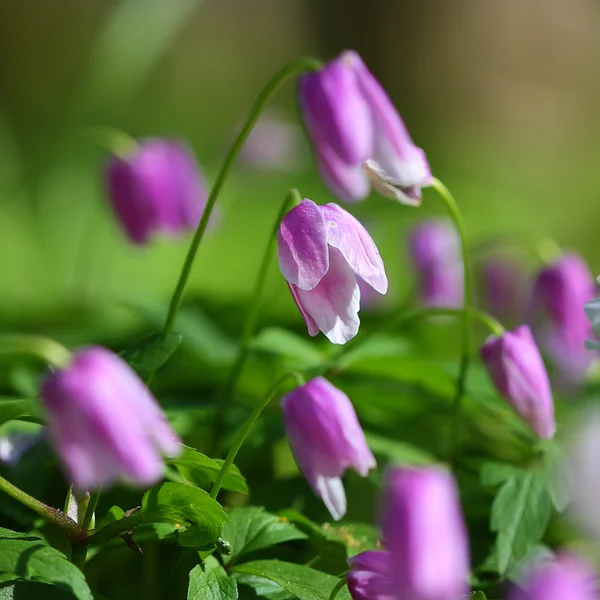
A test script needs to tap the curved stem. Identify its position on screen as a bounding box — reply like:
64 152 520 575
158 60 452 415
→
0 474 83 539
0 335 71 369
431 178 474 458
162 58 323 336
221 188 303 405
81 488 101 532
210 370 305 499
329 578 348 600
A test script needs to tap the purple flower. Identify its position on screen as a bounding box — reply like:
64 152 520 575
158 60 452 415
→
347 551 395 600
281 377 376 520
568 408 600 541
480 325 555 439
408 220 463 308
41 347 181 490
299 51 432 205
277 199 388 344
105 138 208 245
239 112 306 172
481 256 525 324
528 253 595 386
381 466 470 600
510 553 596 600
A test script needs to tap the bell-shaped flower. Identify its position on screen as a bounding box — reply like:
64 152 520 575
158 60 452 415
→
408 220 463 308
528 253 595 386
278 199 388 344
510 553 596 600
480 325 555 439
41 346 181 490
347 551 395 600
299 50 432 205
105 138 208 245
480 256 526 325
381 466 470 600
281 377 376 521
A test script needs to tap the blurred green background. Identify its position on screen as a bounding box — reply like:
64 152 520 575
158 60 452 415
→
1 0 599 328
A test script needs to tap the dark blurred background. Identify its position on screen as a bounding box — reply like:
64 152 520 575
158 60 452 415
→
0 0 599 323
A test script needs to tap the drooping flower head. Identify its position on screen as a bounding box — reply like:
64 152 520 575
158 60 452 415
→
347 551 395 600
408 220 463 308
480 325 555 439
381 466 470 600
509 553 596 600
299 51 432 204
41 346 181 489
278 199 388 344
481 255 526 325
281 377 376 521
528 253 595 386
105 138 208 245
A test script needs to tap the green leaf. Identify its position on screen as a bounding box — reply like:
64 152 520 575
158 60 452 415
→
482 464 551 575
232 573 292 600
0 537 93 599
188 556 237 600
0 400 34 427
276 510 348 573
119 332 182 379
167 446 248 494
221 507 307 564
334 334 411 370
0 580 80 599
365 432 435 466
465 593 487 600
250 328 325 367
141 482 228 547
232 560 351 600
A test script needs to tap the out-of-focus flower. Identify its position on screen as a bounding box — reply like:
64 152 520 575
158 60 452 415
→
584 280 600 352
0 431 41 467
298 51 432 205
277 199 387 344
381 466 470 600
568 408 600 541
528 253 595 386
409 220 463 308
480 325 555 439
281 377 375 521
347 551 395 600
41 347 181 490
481 256 526 325
510 553 596 600
105 138 208 245
239 112 306 172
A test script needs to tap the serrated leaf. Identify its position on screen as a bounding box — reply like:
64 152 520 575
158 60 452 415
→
232 560 351 600
141 482 227 547
232 573 293 600
276 510 348 572
0 580 80 599
0 536 93 599
221 507 306 564
483 466 551 575
188 556 237 600
167 446 248 494
120 332 182 379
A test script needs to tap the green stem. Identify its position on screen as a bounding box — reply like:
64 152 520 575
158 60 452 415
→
162 57 323 336
210 370 305 499
431 178 474 457
79 514 143 547
329 578 348 600
0 474 83 539
81 489 101 532
0 335 71 369
221 188 302 404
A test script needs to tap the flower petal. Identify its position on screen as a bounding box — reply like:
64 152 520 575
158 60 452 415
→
365 160 424 206
320 203 388 294
293 247 361 344
314 475 346 521
277 199 329 290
